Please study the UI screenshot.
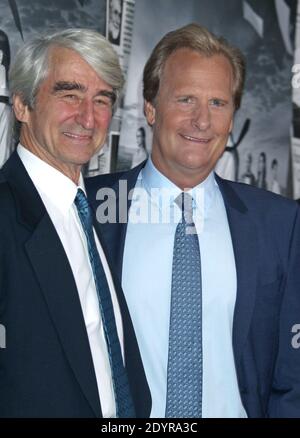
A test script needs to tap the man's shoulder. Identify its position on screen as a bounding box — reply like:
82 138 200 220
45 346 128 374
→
219 177 298 215
85 162 144 193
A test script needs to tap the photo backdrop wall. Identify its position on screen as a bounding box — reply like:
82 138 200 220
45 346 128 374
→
0 0 297 198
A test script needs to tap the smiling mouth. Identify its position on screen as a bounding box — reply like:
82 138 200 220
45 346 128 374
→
180 134 212 143
63 132 92 140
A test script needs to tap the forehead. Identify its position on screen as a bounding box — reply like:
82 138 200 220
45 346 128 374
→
43 46 108 88
46 47 88 77
160 48 234 94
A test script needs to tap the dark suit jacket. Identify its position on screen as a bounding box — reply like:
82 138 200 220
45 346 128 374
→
86 161 300 418
0 152 151 418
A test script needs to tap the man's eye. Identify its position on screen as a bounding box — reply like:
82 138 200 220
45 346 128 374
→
95 97 111 105
210 99 225 107
95 98 112 107
64 94 79 101
178 96 193 104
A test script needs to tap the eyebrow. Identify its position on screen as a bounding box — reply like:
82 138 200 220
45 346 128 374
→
53 81 116 105
53 81 85 92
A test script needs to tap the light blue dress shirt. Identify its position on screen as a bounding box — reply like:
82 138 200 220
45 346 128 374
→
122 158 247 418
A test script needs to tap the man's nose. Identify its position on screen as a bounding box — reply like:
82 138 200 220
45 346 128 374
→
75 99 95 130
191 103 211 130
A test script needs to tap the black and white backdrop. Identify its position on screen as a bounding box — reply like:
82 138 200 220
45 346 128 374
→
0 0 298 198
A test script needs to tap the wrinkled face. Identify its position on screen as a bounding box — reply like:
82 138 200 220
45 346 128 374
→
145 49 234 189
14 47 114 182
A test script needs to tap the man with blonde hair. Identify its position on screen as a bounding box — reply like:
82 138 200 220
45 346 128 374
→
88 23 300 418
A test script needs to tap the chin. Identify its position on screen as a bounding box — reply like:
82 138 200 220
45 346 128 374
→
63 152 94 167
180 157 206 170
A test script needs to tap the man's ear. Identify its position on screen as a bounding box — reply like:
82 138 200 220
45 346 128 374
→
144 100 156 126
13 94 30 123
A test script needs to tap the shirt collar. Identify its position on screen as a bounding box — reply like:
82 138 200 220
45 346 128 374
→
141 156 218 212
17 144 85 216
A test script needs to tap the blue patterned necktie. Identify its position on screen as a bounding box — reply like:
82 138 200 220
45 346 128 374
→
74 189 135 418
165 192 202 418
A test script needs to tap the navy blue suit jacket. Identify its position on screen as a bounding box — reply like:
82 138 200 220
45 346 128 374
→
0 152 151 418
86 161 300 418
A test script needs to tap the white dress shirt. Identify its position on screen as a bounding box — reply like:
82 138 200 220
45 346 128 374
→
122 157 247 418
18 144 124 418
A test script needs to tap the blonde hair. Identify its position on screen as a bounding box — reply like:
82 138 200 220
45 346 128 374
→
143 23 245 110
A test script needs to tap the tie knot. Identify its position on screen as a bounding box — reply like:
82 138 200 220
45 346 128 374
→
74 188 93 227
74 188 88 210
175 192 194 224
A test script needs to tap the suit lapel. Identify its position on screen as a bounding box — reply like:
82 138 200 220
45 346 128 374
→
216 176 258 369
86 163 144 278
113 168 139 277
2 152 102 417
25 216 102 417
